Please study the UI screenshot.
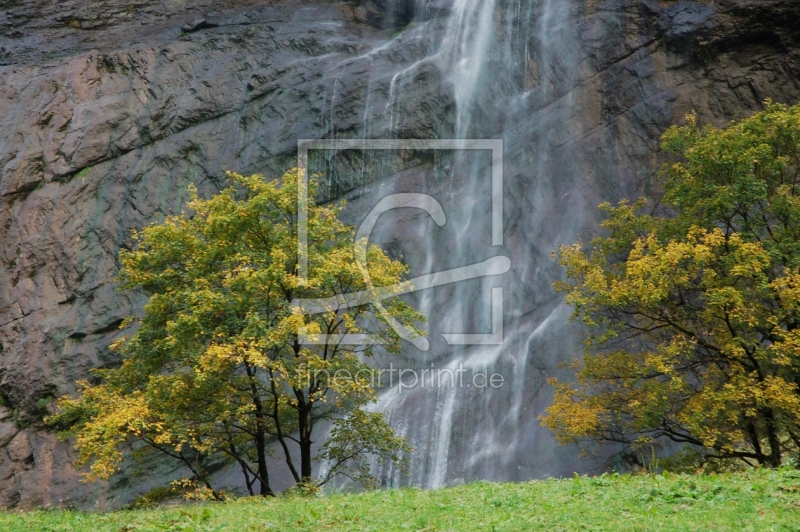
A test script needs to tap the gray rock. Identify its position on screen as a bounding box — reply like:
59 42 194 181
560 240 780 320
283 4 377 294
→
0 422 18 447
180 18 218 34
7 432 31 463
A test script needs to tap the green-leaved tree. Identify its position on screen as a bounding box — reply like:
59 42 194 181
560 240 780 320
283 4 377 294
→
49 169 420 497
542 101 800 468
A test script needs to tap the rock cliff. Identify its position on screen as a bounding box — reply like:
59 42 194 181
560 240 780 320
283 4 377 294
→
1 0 799 508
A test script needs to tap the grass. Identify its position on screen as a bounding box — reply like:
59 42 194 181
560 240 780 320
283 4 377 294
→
2 468 800 531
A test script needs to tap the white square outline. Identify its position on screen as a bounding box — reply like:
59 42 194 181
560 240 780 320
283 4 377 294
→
295 139 505 348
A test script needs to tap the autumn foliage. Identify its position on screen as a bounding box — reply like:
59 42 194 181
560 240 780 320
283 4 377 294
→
48 169 420 497
542 102 800 468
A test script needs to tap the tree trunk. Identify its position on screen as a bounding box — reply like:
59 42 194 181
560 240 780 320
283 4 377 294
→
298 403 313 482
246 361 275 496
746 421 766 465
763 408 782 467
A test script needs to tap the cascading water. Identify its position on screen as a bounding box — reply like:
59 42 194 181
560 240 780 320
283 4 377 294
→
313 0 606 489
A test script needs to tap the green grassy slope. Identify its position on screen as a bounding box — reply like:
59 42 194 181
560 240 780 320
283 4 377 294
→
3 469 800 531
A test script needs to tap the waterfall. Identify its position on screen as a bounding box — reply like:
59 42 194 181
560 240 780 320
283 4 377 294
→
316 0 597 489
443 0 498 137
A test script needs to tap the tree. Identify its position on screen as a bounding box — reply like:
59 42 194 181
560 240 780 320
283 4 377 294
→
542 101 800 468
49 169 420 497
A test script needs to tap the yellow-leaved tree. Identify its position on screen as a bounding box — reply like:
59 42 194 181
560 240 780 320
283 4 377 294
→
542 102 800 469
48 169 421 497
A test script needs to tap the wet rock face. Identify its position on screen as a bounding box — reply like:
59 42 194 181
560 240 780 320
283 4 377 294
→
355 0 418 29
0 0 799 508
